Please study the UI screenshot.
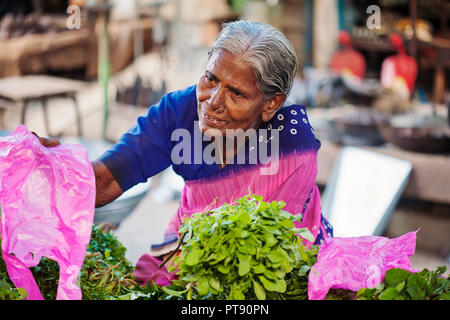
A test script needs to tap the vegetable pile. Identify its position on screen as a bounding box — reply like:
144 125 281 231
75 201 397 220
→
165 193 318 300
0 224 157 300
0 193 449 300
160 193 450 301
357 266 450 300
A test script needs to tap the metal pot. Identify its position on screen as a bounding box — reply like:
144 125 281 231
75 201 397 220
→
330 106 390 146
377 114 450 154
94 179 152 228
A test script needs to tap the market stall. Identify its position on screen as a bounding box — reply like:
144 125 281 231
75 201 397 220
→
0 0 448 304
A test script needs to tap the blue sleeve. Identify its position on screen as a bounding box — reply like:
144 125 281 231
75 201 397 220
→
268 105 321 154
97 86 196 192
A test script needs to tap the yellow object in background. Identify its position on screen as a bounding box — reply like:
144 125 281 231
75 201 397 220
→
394 18 433 42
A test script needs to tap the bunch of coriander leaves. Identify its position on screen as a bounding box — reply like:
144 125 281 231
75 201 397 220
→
161 192 320 300
0 222 165 300
356 266 449 300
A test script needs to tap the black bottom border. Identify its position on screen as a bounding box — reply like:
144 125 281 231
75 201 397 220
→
1 299 446 318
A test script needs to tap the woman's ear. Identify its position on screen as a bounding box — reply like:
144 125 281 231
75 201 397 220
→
261 93 286 122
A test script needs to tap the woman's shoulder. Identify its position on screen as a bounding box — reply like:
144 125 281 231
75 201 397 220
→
263 104 321 153
165 84 197 101
157 84 197 111
144 84 197 130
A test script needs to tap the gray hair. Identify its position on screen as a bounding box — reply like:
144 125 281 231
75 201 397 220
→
208 20 298 99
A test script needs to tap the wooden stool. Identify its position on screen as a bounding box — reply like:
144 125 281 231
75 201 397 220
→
0 75 87 137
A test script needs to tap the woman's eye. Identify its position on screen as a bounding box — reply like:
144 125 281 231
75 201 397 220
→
231 89 242 97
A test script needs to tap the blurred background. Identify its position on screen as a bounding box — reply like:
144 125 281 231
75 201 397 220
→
0 0 448 271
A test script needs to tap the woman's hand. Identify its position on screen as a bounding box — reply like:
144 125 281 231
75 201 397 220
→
32 132 61 148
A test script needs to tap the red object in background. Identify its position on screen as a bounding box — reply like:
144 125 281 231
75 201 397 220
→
381 34 418 97
330 31 366 80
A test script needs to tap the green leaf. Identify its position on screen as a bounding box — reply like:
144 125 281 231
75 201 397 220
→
252 264 266 274
238 243 256 255
251 194 263 202
298 265 311 277
378 287 401 300
281 259 292 273
264 226 282 235
209 277 221 292
161 286 188 297
259 275 286 293
238 254 252 276
237 211 252 225
217 264 232 274
253 280 266 300
406 273 427 300
356 287 377 299
395 281 406 292
384 268 411 287
229 284 245 300
274 268 286 279
298 245 311 265
258 275 273 291
263 234 278 248
279 219 295 229
197 277 210 296
257 201 268 212
435 265 447 276
438 292 450 300
263 269 277 280
184 247 203 266
267 251 285 263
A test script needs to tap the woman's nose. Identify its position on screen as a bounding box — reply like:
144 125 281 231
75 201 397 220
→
208 86 224 111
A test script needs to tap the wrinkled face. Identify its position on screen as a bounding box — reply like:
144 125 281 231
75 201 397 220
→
196 50 275 136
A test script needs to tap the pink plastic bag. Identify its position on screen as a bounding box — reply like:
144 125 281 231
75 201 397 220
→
308 231 418 300
133 253 177 287
0 125 96 300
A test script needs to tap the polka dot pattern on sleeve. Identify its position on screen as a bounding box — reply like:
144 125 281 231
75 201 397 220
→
262 105 321 153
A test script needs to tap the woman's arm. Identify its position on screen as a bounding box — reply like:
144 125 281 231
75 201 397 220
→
92 160 123 208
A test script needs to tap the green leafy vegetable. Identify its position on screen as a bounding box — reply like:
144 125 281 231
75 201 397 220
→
357 266 450 300
0 224 163 300
168 191 318 300
1 202 448 301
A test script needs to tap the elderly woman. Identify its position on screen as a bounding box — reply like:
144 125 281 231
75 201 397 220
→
40 21 333 282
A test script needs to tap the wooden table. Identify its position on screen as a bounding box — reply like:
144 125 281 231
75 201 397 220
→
317 140 450 205
0 75 87 136
0 30 90 79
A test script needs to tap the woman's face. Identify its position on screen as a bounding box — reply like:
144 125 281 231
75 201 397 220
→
196 50 282 136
